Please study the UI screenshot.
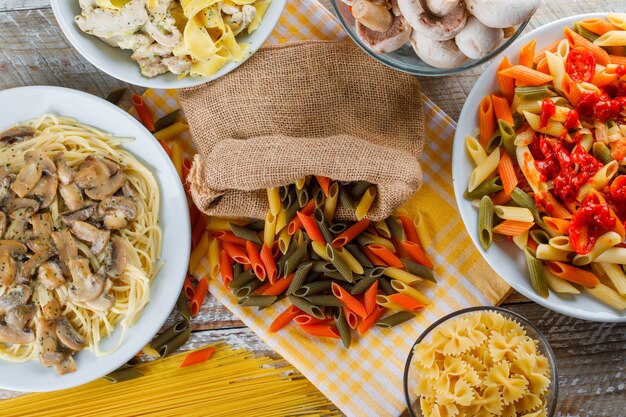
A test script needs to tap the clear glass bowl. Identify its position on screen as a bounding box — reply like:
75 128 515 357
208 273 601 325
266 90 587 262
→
331 0 532 76
403 306 558 417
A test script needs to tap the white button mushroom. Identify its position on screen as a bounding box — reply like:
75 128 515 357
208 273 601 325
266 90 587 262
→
397 0 467 41
425 0 460 17
465 0 540 29
356 15 413 53
352 0 394 33
410 31 468 68
455 16 503 59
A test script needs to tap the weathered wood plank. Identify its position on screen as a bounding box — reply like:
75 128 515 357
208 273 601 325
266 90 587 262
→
0 0 48 12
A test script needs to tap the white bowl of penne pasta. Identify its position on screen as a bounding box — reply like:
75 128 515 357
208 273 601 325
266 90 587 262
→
50 0 286 89
453 13 626 322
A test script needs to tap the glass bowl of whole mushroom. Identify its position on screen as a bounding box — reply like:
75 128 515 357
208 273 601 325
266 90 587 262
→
331 0 539 76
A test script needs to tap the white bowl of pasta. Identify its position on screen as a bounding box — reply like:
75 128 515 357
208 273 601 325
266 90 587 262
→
50 0 286 89
453 13 626 322
403 307 558 417
0 86 190 391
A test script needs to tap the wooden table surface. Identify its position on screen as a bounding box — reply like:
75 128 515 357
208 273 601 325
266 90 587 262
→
0 1 624 416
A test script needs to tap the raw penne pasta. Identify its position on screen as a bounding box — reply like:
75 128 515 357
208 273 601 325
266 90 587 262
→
277 227 292 255
246 240 267 281
385 217 406 242
368 244 403 267
263 210 277 246
494 206 534 222
383 267 422 285
355 186 376 220
412 212 431 250
374 220 392 238
362 232 396 252
357 305 384 336
267 187 281 216
332 283 367 318
465 135 487 166
332 219 371 248
376 311 415 328
390 280 429 305
189 232 210 273
208 238 221 279
386 293 425 312
170 141 183 179
468 147 500 193
374 294 405 311
335 247 365 275
400 240 433 268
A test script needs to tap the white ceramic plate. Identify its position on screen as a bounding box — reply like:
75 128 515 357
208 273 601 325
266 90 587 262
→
50 0 286 89
0 86 190 391
453 13 626 323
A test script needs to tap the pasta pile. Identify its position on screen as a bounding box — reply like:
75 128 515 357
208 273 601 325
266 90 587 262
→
412 311 552 417
465 13 626 310
190 177 437 348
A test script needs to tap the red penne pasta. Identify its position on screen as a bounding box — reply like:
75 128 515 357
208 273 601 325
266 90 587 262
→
368 244 404 268
363 281 378 315
498 65 554 86
246 240 266 281
519 39 536 68
492 220 535 236
497 56 516 102
535 57 550 75
294 314 328 326
222 241 250 264
397 215 420 244
260 273 294 296
332 219 372 247
287 199 316 235
212 230 248 246
179 347 216 368
491 190 512 206
387 293 426 312
191 215 207 249
297 212 325 243
189 204 200 233
543 217 572 235
159 139 172 157
131 94 155 132
580 18 619 35
491 95 514 125
298 324 340 339
183 274 195 300
479 95 495 147
400 240 434 269
361 245 387 266
190 277 208 317
220 249 234 287
498 151 518 195
357 305 384 335
260 244 278 284
332 282 367 318
546 261 600 287
564 27 610 66
269 305 301 332
343 306 359 329
533 40 559 64
315 176 331 196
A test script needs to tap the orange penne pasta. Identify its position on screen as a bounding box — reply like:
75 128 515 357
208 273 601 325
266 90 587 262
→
332 282 367 318
544 193 573 219
183 274 195 300
497 56 515 102
609 54 626 65
269 305 301 332
368 244 404 268
343 306 359 329
179 347 216 368
491 190 512 206
546 261 600 287
294 314 328 326
357 305 384 335
220 249 234 287
296 212 324 243
190 277 209 317
361 245 387 266
299 324 340 339
245 240 265 280
580 18 619 35
261 273 294 296
363 281 378 315
592 65 624 88
401 240 434 269
491 95 514 124
387 293 426 312
131 94 155 132
536 56 550 75
561 74 582 106
212 230 248 246
191 215 207 248
287 199 316 235
533 40 560 64
397 215 420 243
260 243 278 284
315 176 331 196
479 95 495 147
332 219 371 247
498 65 554 86
519 39 536 68
543 217 572 235
492 220 535 236
564 27 610 66
497 152 518 195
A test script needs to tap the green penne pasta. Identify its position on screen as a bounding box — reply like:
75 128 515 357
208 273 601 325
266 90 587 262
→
258 294 285 311
279 184 290 202
524 247 549 298
326 244 354 282
150 320 189 355
287 295 325 319
515 86 555 101
486 131 503 154
350 181 373 199
277 241 298 277
154 109 181 132
378 277 396 295
103 366 144 383
574 21 599 41
339 184 356 211
529 229 551 245
323 271 358 283
235 279 264 298
229 223 263 245
105 88 127 105
292 280 333 296
364 266 386 278
376 311 415 328
510 187 555 237
246 219 266 232
295 186 309 208
158 327 191 357
513 112 525 130
498 119 516 156
282 188 296 209
354 233 375 246
314 208 333 243
283 198 300 223
345 244 374 268
176 292 191 323
334 309 351 349
349 273 378 295
400 259 436 283
287 262 313 294
464 177 503 200
228 269 255 289
328 222 348 234
593 142 612 165
311 261 337 274
385 217 406 242
478 195 494 250
305 295 343 307
313 185 325 207
283 241 308 276
238 295 278 307
232 262 243 278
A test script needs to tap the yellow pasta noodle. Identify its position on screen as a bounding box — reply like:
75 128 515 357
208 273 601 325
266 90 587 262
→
468 147 500 193
465 135 487 166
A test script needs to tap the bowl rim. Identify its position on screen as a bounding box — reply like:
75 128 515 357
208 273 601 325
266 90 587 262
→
329 0 531 77
49 0 287 89
402 306 559 417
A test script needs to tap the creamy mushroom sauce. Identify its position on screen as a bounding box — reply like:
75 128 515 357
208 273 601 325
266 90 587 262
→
0 129 139 375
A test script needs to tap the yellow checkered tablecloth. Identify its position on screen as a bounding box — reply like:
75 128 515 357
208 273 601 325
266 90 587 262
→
134 1 511 415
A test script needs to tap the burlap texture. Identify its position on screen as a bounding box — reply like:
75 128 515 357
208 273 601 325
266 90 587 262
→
180 40 424 221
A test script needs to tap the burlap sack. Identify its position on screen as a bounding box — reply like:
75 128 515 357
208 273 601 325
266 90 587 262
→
180 40 424 221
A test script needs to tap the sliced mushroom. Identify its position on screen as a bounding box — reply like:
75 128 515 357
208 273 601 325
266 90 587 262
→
28 175 58 209
0 239 28 256
20 246 57 279
30 212 53 236
99 196 137 230
4 218 29 241
7 198 40 220
60 204 96 225
38 261 66 290
0 212 6 239
356 15 413 53
104 237 127 278
26 237 54 254
85 278 115 311
397 0 467 41
68 259 106 303
74 156 115 187
55 154 74 185
5 304 37 329
0 284 31 311
0 249 16 286
55 318 86 351
0 125 35 146
410 31 468 68
35 318 65 367
0 175 15 206
465 0 540 28
455 16 503 59
71 221 110 254
42 299 61 321
85 171 125 201
51 231 78 276
59 182 85 212
352 0 393 32
11 151 56 198
0 324 35 344
54 355 77 376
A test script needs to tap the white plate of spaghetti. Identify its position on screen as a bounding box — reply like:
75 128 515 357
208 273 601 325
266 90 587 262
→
0 86 190 391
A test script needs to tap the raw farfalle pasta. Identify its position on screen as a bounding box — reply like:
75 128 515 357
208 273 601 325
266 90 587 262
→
413 311 552 417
